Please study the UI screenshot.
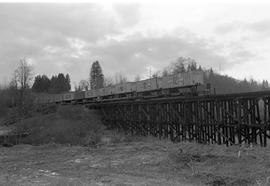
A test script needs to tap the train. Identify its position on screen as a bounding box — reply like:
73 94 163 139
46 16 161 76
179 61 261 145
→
35 70 205 104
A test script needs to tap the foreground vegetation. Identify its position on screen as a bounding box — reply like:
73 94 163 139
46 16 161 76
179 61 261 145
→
1 105 270 185
13 105 105 146
1 137 270 186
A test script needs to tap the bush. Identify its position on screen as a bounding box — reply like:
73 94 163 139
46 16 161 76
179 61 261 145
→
17 105 105 145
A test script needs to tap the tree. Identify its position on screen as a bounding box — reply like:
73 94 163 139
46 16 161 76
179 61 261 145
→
167 57 200 74
90 61 104 89
78 79 90 91
262 80 269 90
14 58 34 116
74 84 82 92
57 73 66 91
104 76 114 86
14 58 33 90
189 61 197 71
32 75 50 92
114 72 127 84
48 75 58 93
64 74 71 91
47 73 71 93
162 69 169 77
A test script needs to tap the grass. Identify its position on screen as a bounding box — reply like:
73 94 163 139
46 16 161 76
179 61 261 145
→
166 142 270 186
2 136 270 185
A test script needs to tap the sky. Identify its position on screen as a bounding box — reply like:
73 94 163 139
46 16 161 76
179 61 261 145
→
1 1 270 87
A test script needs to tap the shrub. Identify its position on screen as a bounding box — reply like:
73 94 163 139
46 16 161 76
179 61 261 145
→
16 105 105 145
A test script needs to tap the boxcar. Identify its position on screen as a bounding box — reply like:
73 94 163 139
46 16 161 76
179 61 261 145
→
54 94 63 103
115 83 127 94
190 71 204 85
136 79 150 92
85 89 95 99
129 82 137 92
62 92 75 101
161 73 185 89
136 77 162 92
103 86 115 96
96 88 105 97
74 91 85 100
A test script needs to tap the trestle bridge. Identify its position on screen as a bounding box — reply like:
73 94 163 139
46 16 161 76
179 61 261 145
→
86 90 270 147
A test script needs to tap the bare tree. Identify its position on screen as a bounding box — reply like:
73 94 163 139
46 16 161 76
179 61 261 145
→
114 72 128 84
15 58 33 90
78 79 90 91
14 58 34 116
104 76 114 86
152 71 161 78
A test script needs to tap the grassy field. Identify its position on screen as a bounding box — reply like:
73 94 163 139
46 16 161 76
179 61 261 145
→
1 105 270 186
1 137 270 186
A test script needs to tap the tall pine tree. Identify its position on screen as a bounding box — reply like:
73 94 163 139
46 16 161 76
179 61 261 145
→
64 74 71 91
90 61 104 90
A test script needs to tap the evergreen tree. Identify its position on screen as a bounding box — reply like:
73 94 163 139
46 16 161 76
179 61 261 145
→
41 75 50 92
65 74 71 91
32 75 42 92
90 61 104 89
190 62 197 71
32 74 50 92
262 80 269 90
49 75 58 93
57 73 66 91
32 73 70 93
170 57 186 74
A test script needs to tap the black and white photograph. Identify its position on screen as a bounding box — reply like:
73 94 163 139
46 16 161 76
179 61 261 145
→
1 0 270 185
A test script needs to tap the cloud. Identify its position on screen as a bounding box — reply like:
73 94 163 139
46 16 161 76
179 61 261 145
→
215 19 270 36
1 3 269 86
113 3 141 27
0 3 228 84
214 22 240 35
0 3 133 83
247 19 270 34
85 32 230 79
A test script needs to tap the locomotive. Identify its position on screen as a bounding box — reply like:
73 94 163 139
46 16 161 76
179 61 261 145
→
35 70 205 104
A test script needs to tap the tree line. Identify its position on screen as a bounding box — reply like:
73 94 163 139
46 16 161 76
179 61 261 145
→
32 73 71 93
0 59 72 118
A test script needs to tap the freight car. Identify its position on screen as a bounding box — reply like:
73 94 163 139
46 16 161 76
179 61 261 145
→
35 70 205 104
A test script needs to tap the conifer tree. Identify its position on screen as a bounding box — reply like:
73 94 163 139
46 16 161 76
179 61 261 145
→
90 61 104 89
64 74 71 91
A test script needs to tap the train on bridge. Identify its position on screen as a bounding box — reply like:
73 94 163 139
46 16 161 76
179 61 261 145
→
34 70 270 146
35 70 205 104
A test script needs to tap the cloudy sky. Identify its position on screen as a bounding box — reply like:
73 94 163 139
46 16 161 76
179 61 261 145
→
1 1 270 87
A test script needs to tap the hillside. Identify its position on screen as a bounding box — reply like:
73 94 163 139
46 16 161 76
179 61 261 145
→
13 105 106 146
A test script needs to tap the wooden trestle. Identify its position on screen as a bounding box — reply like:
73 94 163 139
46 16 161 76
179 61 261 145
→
88 91 270 146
